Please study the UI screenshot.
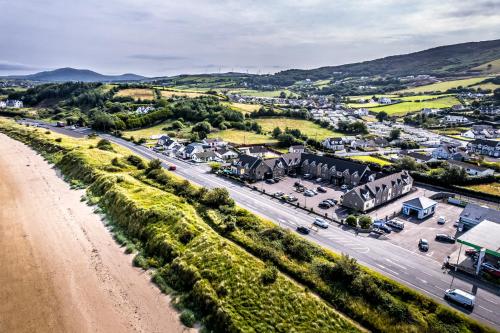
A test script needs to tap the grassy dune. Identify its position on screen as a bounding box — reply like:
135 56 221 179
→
0 118 495 333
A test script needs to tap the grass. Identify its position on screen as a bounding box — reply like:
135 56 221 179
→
222 101 261 115
398 77 490 94
469 82 500 91
255 117 343 140
395 94 454 102
471 59 500 73
115 88 155 101
464 183 500 196
159 89 206 98
229 89 297 98
350 155 392 166
367 96 460 116
208 129 277 145
122 121 192 141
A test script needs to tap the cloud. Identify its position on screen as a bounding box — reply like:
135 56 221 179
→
0 60 37 71
128 54 188 61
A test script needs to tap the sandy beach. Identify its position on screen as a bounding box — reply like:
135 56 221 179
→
0 133 189 333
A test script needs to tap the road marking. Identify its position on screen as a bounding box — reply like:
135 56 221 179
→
478 305 493 313
376 264 400 276
417 278 427 284
385 258 408 270
433 285 445 291
482 297 499 305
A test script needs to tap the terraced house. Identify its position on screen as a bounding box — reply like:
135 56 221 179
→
341 171 413 212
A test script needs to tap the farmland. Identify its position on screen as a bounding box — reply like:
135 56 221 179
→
159 89 206 98
398 76 489 93
255 117 344 140
464 182 500 197
350 155 392 166
115 88 155 101
471 59 500 73
208 129 277 145
229 89 297 98
123 121 192 141
222 101 261 114
367 96 459 116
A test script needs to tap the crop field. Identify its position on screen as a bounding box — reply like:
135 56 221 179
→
350 155 392 166
399 77 490 93
208 129 277 144
367 96 459 116
159 89 206 98
255 117 343 140
115 88 155 101
222 101 261 114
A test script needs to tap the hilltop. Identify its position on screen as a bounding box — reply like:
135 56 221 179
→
5 67 146 82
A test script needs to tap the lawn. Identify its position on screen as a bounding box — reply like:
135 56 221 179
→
222 101 261 115
208 129 277 145
115 88 155 101
395 94 454 102
398 77 490 94
350 155 392 166
255 117 343 140
464 183 500 197
367 96 459 116
123 121 192 140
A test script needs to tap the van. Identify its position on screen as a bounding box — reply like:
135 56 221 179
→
444 289 475 310
386 219 405 230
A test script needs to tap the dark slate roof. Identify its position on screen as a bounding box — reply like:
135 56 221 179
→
235 154 262 170
403 197 437 210
290 145 305 149
354 171 412 200
249 146 268 154
447 160 491 172
460 203 500 224
300 153 369 176
404 152 433 162
263 158 283 169
280 152 302 167
185 143 203 154
470 139 500 148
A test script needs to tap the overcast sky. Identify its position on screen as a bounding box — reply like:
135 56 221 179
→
0 0 499 77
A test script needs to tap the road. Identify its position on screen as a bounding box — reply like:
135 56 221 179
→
24 122 500 329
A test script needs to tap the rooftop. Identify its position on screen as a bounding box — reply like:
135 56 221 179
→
458 220 500 257
403 197 437 210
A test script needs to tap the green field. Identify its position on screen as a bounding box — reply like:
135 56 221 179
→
395 94 453 102
229 89 297 98
471 59 500 73
222 101 261 115
464 182 500 197
367 96 459 116
208 129 277 145
350 155 392 166
399 77 489 93
123 121 192 140
255 117 343 140
469 82 500 91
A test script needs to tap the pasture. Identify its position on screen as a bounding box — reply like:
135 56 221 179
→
229 89 297 98
115 88 155 101
123 121 192 140
160 89 206 98
367 96 459 116
223 101 261 115
350 155 392 166
398 77 489 93
255 117 343 140
208 129 277 145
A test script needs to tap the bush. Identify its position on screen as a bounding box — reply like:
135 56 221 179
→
261 265 278 285
126 154 146 169
358 215 372 229
345 215 357 227
96 138 114 151
55 137 62 142
146 158 162 172
180 309 196 327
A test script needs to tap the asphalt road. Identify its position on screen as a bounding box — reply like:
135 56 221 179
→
28 122 500 329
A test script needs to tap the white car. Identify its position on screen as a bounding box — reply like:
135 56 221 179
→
313 218 329 228
340 185 348 190
444 289 475 310
437 216 446 225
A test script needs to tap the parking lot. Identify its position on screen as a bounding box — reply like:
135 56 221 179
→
384 202 463 262
257 176 347 220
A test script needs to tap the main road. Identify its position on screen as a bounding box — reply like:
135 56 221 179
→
28 122 500 329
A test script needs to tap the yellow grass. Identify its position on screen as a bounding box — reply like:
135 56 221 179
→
398 77 489 94
471 59 500 73
255 117 343 140
223 102 261 115
160 90 205 98
469 82 500 91
464 183 500 196
208 129 277 145
115 88 155 101
350 155 392 166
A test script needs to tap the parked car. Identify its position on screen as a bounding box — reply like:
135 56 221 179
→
287 195 298 202
168 165 176 171
316 177 322 182
317 186 327 193
265 179 276 184
313 218 329 229
435 234 456 243
294 181 302 187
465 248 478 257
481 263 500 277
296 226 310 235
303 173 312 179
273 177 282 183
273 191 284 198
318 202 331 209
373 222 392 233
438 216 446 225
324 199 336 206
419 239 429 251
304 190 315 197
340 184 348 190
386 219 405 230
444 289 475 310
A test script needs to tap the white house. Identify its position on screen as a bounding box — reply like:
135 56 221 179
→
6 100 23 108
444 115 469 124
447 160 494 177
378 97 392 104
402 197 437 219
191 151 222 163
216 147 238 160
461 130 475 139
156 135 171 146
180 143 204 159
202 137 227 149
432 144 456 160
289 145 305 153
0 101 6 108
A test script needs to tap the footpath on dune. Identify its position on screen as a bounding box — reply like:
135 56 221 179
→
0 133 190 333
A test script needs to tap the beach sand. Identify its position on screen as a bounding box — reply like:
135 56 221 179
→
0 133 189 333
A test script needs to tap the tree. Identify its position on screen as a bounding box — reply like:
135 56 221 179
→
272 126 282 138
208 162 222 173
358 215 372 229
345 215 357 227
202 188 234 208
389 128 401 141
279 91 287 99
147 159 162 172
376 111 388 122
192 121 212 139
170 120 184 130
396 156 419 171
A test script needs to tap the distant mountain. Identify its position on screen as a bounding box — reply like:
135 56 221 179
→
266 39 500 84
5 67 146 82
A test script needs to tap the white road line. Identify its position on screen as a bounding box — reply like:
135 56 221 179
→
376 264 400 276
478 305 493 313
433 285 445 291
385 258 408 270
483 297 499 305
417 278 428 284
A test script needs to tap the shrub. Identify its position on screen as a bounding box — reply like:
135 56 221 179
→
180 309 196 327
146 158 162 172
96 138 114 151
358 215 372 229
202 188 234 208
126 154 146 169
132 253 149 270
55 137 62 142
345 215 358 227
261 265 278 285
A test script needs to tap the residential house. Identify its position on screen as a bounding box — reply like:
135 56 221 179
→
379 97 392 104
421 108 442 116
467 139 500 158
215 147 238 160
479 107 500 116
322 138 345 151
451 104 465 111
231 155 271 181
157 135 171 146
461 130 476 139
136 106 155 114
5 100 23 108
341 171 413 212
300 153 371 186
432 144 456 160
180 143 204 159
0 101 6 108
459 203 500 229
402 152 435 163
239 146 269 158
202 137 227 149
289 145 305 153
351 139 376 150
446 160 494 177
402 197 437 219
444 115 469 124
191 151 222 163
373 137 389 147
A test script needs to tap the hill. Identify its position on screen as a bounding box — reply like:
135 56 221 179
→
5 67 146 82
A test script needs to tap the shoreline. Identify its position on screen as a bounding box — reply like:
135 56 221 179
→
0 133 189 333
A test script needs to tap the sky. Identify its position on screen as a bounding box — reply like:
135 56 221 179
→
0 0 499 77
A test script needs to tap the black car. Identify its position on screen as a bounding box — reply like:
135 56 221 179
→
317 186 327 193
435 234 456 243
296 226 310 235
265 179 276 184
318 202 331 209
419 239 429 251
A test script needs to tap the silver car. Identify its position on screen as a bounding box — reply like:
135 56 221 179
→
313 218 329 228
